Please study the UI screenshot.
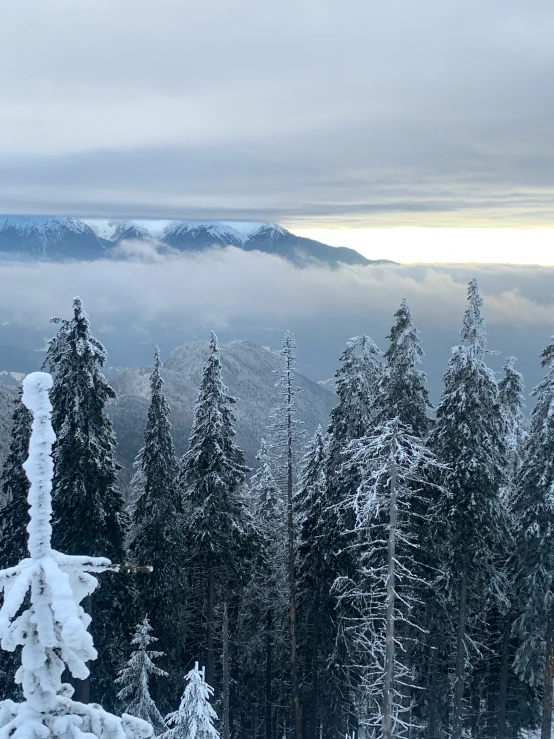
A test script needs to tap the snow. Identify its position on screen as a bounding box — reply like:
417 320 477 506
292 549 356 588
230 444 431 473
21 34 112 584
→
0 217 89 237
0 371 153 739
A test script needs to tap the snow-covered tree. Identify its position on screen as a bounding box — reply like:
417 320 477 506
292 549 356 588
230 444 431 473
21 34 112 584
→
498 356 526 492
377 299 432 437
429 279 508 739
44 297 134 706
296 427 330 739
178 332 255 690
128 349 184 706
270 330 304 739
322 335 384 739
234 438 287 739
162 663 219 739
0 371 152 739
326 335 383 478
117 618 168 732
338 419 442 739
0 390 32 699
511 336 554 739
250 439 283 529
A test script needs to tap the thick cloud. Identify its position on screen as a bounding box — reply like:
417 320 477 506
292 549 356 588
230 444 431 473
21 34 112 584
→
0 247 552 400
2 0 554 224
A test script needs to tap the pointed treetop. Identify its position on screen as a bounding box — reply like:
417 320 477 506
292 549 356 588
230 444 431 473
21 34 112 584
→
256 438 270 463
210 331 218 353
154 346 161 368
460 278 487 355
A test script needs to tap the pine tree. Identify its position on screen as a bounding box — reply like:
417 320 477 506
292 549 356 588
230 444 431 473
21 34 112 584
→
0 371 152 739
44 296 134 707
0 389 32 699
117 618 168 731
378 299 431 437
429 279 508 739
128 349 184 707
511 336 554 739
178 332 256 694
162 663 219 739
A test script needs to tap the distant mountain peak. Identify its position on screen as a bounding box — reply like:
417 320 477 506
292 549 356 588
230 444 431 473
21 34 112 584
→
0 215 393 267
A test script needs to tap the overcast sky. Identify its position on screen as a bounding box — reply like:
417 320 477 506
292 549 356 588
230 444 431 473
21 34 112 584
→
2 0 554 260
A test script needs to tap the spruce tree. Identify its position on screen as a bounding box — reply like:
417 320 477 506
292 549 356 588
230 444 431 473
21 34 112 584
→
429 279 508 739
44 296 134 708
378 299 431 437
178 332 255 694
320 335 384 739
498 356 526 494
116 618 168 732
128 348 184 707
511 336 554 739
0 389 32 699
162 663 219 739
296 427 330 739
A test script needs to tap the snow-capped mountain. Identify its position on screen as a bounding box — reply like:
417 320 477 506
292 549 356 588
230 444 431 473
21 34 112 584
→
0 216 111 259
0 216 391 267
160 221 244 250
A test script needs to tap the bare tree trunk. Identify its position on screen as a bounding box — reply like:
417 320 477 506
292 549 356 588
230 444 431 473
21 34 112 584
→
308 610 319 739
223 601 230 739
452 567 468 739
286 361 302 739
497 616 511 739
382 447 397 739
266 608 273 739
541 607 554 739
206 567 215 688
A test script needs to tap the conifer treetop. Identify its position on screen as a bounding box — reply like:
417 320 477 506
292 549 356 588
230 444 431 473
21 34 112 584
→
116 617 168 731
162 663 219 739
460 278 487 356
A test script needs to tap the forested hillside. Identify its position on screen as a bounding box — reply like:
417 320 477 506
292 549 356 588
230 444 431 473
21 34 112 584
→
0 282 552 739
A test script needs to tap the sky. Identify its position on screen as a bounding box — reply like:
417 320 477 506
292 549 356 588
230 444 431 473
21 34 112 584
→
2 1 554 263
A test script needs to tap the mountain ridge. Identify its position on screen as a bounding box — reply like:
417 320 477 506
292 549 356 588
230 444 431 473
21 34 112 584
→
0 216 393 268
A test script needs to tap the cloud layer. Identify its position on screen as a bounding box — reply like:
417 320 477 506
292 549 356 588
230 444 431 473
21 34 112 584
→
0 246 552 398
2 1 554 225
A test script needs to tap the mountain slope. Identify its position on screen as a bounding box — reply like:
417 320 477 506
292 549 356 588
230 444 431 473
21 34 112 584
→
0 217 111 259
107 339 337 486
243 224 377 267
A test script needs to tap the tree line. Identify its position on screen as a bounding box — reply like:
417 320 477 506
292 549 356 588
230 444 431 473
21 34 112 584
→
0 280 553 739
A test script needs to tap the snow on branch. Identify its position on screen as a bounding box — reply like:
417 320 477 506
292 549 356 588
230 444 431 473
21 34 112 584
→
0 371 153 739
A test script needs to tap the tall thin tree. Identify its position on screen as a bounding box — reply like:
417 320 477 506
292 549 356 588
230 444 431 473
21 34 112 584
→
512 336 554 739
128 348 184 707
271 331 303 739
178 332 256 700
429 279 508 739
